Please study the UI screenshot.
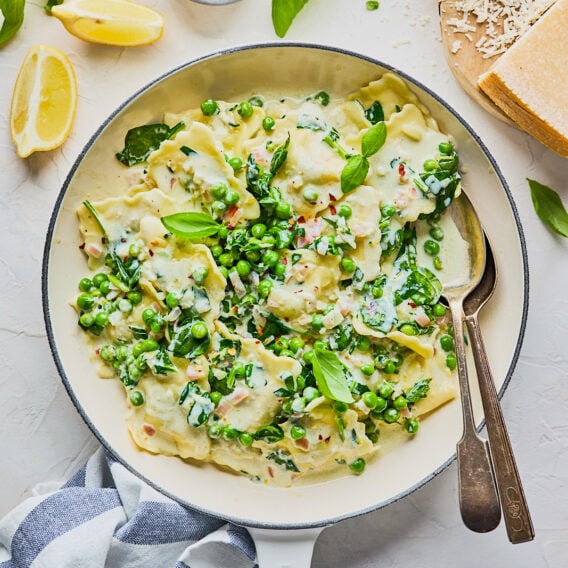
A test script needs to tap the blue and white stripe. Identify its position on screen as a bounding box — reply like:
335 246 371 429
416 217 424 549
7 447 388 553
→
0 449 256 568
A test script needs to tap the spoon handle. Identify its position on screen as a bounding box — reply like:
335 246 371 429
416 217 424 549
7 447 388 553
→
465 314 535 544
449 298 501 533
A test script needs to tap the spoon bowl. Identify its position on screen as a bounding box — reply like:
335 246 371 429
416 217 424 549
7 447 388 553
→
443 191 501 533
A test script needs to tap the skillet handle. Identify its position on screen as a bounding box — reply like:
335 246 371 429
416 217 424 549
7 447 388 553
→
248 527 325 568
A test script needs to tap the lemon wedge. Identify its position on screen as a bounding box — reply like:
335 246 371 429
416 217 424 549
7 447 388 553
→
51 0 165 47
10 45 78 158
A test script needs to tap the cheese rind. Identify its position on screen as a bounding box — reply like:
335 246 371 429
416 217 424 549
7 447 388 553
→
478 0 568 157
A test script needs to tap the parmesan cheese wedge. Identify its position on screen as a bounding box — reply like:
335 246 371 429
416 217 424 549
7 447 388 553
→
477 0 568 157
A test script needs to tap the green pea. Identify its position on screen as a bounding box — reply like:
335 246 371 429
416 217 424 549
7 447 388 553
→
433 256 443 270
275 201 292 219
290 425 306 440
218 226 229 240
142 338 158 352
92 273 108 288
378 381 394 399
262 250 279 267
210 391 223 406
399 323 417 336
210 244 223 258
117 298 133 313
115 345 129 361
142 308 156 323
405 417 420 434
77 293 95 311
303 386 319 401
223 426 239 441
337 203 352 218
258 278 273 298
372 285 383 298
201 99 218 116
340 257 356 273
440 334 454 352
261 234 276 247
314 91 330 106
251 223 267 239
357 336 371 352
424 239 440 256
302 187 319 203
233 259 249 278
150 319 163 334
393 395 408 410
311 313 324 331
248 95 264 107
99 280 111 295
228 156 243 171
129 390 145 406
362 391 378 409
273 261 287 276
237 101 253 118
262 116 276 131
193 265 209 284
132 342 146 358
302 350 314 364
446 353 457 370
289 337 305 353
367 431 379 443
279 349 294 358
94 311 109 327
128 364 143 381
375 396 388 413
313 339 327 351
272 338 288 355
383 360 396 374
224 188 240 206
238 432 254 447
127 291 143 305
211 184 227 200
135 356 147 371
79 313 95 327
128 243 140 257
79 278 92 292
423 159 438 172
360 363 375 376
383 407 400 423
438 141 453 155
99 345 115 362
429 226 444 241
208 422 223 439
231 361 245 377
212 201 228 217
334 401 349 413
166 292 179 309
191 321 208 339
432 303 447 317
218 253 234 268
349 458 366 474
381 204 396 217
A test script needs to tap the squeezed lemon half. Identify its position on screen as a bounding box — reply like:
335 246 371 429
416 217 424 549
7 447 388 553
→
10 45 78 158
51 0 165 47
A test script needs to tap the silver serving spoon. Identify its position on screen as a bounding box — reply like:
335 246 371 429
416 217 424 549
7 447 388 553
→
443 192 501 533
463 237 535 543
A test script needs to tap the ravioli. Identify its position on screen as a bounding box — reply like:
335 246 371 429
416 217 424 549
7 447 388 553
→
72 73 464 486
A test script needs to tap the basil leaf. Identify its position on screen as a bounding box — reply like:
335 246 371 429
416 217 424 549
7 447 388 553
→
341 154 369 194
365 101 384 124
361 121 387 158
528 178 568 237
271 0 310 38
115 121 184 166
44 0 63 14
0 0 24 47
270 133 290 176
83 200 108 238
405 378 432 404
312 348 354 404
161 212 220 239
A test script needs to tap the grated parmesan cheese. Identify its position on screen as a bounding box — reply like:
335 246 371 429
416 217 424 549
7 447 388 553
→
448 0 557 58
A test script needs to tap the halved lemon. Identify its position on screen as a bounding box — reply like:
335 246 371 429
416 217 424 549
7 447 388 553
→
10 45 78 158
51 0 165 47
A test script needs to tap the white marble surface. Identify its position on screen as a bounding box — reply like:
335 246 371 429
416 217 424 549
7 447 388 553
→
1 1 567 566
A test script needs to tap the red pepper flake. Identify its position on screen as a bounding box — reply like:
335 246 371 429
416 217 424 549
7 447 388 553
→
255 340 261 345
297 215 306 224
282 257 288 265
398 163 406 177
79 243 86 250
267 466 275 478
324 436 331 444
329 193 337 202
318 434 324 441
149 249 154 256
408 301 417 308
329 204 337 215
143 424 156 436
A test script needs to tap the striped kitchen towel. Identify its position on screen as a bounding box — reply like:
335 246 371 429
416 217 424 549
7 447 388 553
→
0 448 256 568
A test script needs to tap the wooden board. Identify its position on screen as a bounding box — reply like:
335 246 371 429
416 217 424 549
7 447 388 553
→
438 0 517 126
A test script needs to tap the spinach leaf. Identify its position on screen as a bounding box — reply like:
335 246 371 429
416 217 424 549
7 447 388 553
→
267 449 300 472
405 378 431 404
270 133 290 176
44 0 63 14
395 267 442 306
528 178 568 237
361 121 387 158
116 121 184 166
360 302 394 334
365 101 384 124
179 382 215 427
254 423 284 443
0 0 24 47
168 319 210 359
312 347 354 404
271 0 310 38
161 212 221 239
147 346 177 375
341 154 369 194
